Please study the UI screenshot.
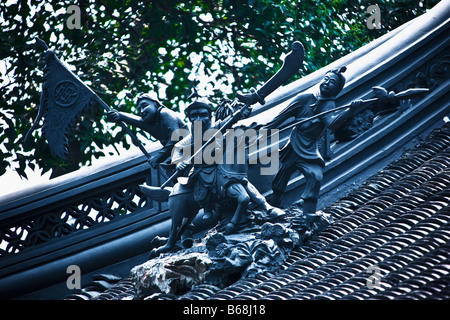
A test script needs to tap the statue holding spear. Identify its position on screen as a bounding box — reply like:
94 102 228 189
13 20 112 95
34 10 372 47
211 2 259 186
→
138 41 305 257
238 66 429 227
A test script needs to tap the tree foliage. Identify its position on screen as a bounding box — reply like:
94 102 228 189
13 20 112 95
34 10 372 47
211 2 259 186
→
0 0 439 178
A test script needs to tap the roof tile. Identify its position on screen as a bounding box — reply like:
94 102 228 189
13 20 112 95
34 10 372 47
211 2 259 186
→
92 121 450 300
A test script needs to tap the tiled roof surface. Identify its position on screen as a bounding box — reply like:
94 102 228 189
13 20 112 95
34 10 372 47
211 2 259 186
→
180 122 450 300
81 122 450 300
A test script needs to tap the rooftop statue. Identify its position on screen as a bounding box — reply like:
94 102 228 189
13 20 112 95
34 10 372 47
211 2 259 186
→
257 67 357 226
141 97 286 258
23 38 169 167
139 41 428 260
140 41 305 258
237 68 429 230
106 93 188 168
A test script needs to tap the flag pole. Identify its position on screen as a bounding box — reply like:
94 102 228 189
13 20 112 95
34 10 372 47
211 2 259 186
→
32 37 153 164
93 95 153 162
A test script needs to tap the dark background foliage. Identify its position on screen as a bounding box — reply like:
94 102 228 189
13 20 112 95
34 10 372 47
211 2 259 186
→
0 0 439 179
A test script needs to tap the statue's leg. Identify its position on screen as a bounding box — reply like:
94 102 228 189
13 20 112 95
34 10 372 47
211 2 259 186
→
270 159 298 207
245 180 270 210
168 192 200 247
201 200 216 223
297 162 323 215
224 183 250 234
180 223 195 249
149 191 199 258
295 161 324 228
245 181 285 219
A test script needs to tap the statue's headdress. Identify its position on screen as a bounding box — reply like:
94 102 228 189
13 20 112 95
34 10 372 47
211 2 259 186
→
184 88 212 118
185 99 213 118
135 92 162 107
326 66 347 93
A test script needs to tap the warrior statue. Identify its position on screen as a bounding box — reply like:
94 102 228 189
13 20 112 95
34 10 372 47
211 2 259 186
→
238 66 428 226
259 67 359 223
141 41 306 258
143 97 286 258
106 92 188 168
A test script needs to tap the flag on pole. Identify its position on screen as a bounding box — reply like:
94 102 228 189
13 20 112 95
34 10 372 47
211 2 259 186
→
24 40 97 159
25 38 153 163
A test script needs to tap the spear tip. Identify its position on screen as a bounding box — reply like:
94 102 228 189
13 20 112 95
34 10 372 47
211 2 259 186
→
395 87 430 99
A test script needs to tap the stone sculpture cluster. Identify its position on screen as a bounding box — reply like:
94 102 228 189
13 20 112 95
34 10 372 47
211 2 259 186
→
104 42 428 297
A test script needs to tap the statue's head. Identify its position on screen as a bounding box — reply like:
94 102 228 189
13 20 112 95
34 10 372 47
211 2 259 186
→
319 66 347 98
185 99 213 132
136 92 161 122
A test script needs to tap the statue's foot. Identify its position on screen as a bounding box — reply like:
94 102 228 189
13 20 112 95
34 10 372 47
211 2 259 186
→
148 248 159 259
149 236 167 250
224 222 238 235
291 212 317 231
181 226 194 249
268 207 286 220
299 212 322 232
292 199 304 209
305 212 321 224
181 237 194 249
148 244 172 259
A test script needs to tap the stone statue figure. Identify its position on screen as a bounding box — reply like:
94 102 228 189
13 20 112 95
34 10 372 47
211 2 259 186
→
106 92 188 168
237 68 430 229
139 41 305 258
144 98 285 258
172 99 252 231
244 67 361 224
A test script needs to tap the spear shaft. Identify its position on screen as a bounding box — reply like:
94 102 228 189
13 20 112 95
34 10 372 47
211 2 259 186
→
270 87 429 137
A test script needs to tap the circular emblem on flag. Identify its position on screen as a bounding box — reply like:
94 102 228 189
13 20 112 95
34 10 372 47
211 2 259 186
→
53 80 79 107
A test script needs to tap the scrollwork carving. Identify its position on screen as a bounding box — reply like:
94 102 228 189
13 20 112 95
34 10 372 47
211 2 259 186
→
0 175 152 257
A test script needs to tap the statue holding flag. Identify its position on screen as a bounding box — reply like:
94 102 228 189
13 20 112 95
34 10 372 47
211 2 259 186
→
106 92 188 168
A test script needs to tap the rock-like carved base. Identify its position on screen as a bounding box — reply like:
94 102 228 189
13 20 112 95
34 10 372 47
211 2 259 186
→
131 206 333 299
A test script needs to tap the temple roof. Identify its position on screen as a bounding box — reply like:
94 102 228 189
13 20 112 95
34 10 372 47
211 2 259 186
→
68 121 450 300
193 123 450 300
1 1 448 300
